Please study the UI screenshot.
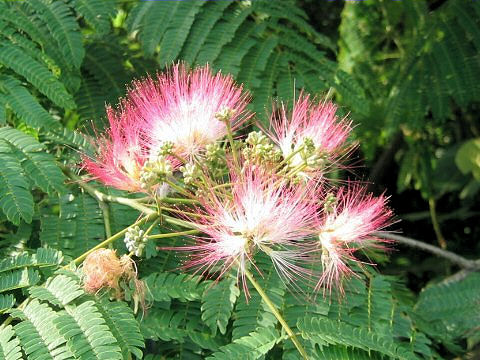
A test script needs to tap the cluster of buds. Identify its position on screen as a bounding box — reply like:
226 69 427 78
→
180 162 202 185
159 141 175 156
139 154 173 190
82 62 393 297
297 137 323 168
215 107 236 122
124 226 148 257
323 193 337 214
205 143 227 178
243 131 282 165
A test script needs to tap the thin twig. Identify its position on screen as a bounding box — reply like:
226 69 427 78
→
70 214 156 265
99 201 112 239
428 197 447 249
62 166 199 230
162 197 199 205
148 229 200 239
374 232 480 270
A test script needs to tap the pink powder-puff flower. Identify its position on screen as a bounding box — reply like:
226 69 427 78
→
268 93 352 176
175 164 319 294
82 103 147 192
315 185 393 295
126 63 251 161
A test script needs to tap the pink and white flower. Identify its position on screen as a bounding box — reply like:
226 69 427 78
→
82 103 147 192
315 185 393 295
268 93 352 175
127 63 251 161
176 164 319 292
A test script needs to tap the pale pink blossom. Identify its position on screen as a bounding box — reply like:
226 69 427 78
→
175 165 318 293
127 63 250 161
268 93 352 174
83 103 147 192
315 186 393 295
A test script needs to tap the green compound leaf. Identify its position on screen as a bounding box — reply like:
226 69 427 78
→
144 272 208 302
0 324 21 360
28 273 84 307
201 278 240 335
298 317 418 360
97 299 145 359
207 327 281 360
0 143 33 225
0 43 75 109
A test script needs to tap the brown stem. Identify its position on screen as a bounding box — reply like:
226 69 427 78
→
374 232 480 270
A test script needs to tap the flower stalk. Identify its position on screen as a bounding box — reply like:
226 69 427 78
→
244 269 309 360
148 229 200 239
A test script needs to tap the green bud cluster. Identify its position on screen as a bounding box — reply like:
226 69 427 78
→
180 162 202 185
205 142 227 177
215 107 236 122
243 131 281 164
298 137 322 167
159 141 175 156
124 226 147 257
140 155 173 189
323 193 337 214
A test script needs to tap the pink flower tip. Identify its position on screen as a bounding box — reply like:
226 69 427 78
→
315 185 393 295
268 92 353 176
82 103 147 192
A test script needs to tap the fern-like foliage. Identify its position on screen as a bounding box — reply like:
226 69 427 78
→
207 327 281 360
0 324 21 360
339 0 480 137
0 248 62 313
126 0 365 125
0 127 65 224
338 0 480 203
415 272 480 345
97 299 145 359
73 0 116 36
201 278 240 336
298 317 417 360
141 300 224 355
24 0 84 70
232 253 286 339
0 76 59 130
40 192 104 259
144 272 208 303
385 1 480 127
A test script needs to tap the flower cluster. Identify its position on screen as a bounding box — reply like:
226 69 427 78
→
82 63 393 296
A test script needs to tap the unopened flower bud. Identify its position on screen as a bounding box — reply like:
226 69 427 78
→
181 162 201 185
205 142 227 178
139 155 173 189
323 193 337 214
124 226 148 257
243 131 282 164
159 141 175 156
215 107 236 122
